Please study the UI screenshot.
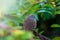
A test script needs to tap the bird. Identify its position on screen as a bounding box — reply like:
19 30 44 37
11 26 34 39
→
23 14 36 31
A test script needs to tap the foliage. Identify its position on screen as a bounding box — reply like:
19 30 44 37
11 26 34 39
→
0 28 34 40
0 0 60 40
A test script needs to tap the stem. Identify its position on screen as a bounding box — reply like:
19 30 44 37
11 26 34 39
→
33 31 51 40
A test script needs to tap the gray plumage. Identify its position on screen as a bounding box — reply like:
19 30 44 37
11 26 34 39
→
23 14 36 31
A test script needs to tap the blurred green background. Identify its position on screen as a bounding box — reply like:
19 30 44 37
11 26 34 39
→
0 0 60 40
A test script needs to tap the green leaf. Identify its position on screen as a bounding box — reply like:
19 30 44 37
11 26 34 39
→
56 10 60 14
53 37 60 40
51 24 60 27
5 36 14 40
